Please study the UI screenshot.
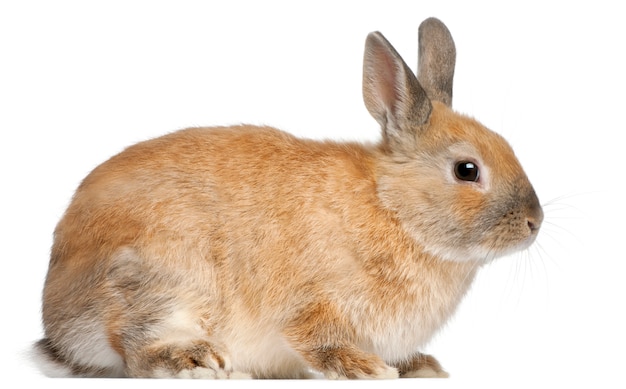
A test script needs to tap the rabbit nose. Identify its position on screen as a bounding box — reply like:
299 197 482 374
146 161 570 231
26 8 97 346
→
526 204 544 234
527 218 539 232
522 184 543 234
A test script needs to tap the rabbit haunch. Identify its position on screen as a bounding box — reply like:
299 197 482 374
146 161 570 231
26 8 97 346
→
36 18 542 379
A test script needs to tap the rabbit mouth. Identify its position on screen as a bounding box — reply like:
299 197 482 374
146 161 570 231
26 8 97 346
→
476 217 542 261
476 201 543 259
494 230 540 258
421 222 541 263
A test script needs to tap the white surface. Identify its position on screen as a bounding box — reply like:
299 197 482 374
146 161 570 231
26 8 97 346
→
1 0 624 387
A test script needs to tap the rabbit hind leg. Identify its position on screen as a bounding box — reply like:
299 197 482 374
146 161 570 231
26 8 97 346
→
107 248 249 378
123 338 250 378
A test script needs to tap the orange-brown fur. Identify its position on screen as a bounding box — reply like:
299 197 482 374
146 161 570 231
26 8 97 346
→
35 18 542 379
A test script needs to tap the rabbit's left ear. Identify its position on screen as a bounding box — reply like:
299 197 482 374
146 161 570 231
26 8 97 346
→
362 31 432 151
417 17 456 107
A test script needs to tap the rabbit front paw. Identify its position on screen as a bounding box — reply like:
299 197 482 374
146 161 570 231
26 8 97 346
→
393 352 449 378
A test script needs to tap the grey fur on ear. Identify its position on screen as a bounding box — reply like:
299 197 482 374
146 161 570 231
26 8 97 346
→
362 31 431 151
417 17 456 107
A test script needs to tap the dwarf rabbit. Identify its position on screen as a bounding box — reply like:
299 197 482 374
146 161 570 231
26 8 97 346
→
35 17 543 379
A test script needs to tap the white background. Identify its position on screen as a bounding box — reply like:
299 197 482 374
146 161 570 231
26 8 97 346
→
1 1 624 388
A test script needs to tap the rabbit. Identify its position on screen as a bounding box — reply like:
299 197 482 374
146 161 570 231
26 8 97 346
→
34 17 543 379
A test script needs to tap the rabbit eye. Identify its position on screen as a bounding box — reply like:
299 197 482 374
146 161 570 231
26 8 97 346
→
454 161 480 182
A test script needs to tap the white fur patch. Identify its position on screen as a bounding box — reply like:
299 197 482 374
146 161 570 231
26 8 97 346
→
64 322 124 373
30 345 74 378
32 322 125 377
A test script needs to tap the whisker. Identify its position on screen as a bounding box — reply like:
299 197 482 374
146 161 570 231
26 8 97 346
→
532 239 560 270
517 249 529 308
535 231 574 262
457 257 483 296
541 191 600 207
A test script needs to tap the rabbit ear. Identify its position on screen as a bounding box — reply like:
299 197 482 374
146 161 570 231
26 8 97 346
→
417 18 456 107
363 31 432 151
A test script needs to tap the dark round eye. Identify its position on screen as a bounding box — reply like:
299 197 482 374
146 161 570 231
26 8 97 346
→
454 161 480 182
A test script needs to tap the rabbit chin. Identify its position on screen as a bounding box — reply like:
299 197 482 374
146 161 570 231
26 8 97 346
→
424 235 538 264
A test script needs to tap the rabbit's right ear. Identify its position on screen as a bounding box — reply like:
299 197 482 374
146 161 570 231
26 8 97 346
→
417 18 456 107
363 32 432 152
